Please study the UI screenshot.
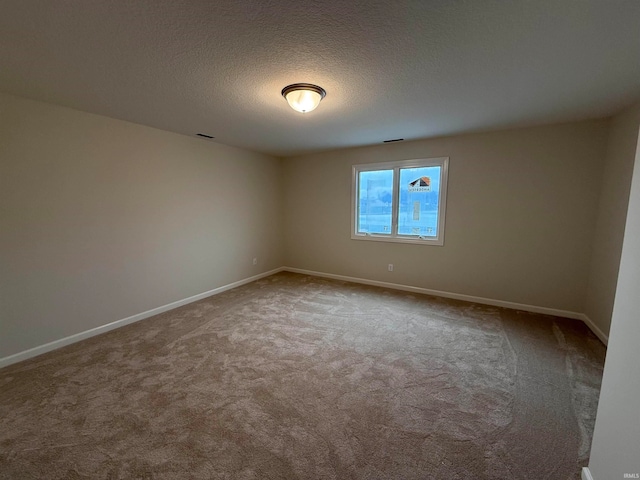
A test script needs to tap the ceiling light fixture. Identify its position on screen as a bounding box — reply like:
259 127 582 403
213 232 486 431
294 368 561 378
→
281 83 326 113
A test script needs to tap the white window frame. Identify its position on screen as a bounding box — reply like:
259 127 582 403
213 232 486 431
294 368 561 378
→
351 157 449 246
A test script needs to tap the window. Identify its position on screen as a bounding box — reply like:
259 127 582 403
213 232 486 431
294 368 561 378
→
351 157 449 245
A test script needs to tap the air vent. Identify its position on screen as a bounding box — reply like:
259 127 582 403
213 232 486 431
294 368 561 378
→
383 138 404 143
196 133 214 139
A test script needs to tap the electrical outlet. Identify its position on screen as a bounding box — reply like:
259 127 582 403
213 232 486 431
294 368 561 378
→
388 264 394 272
253 258 258 265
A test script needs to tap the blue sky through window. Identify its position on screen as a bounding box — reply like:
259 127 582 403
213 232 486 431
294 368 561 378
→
358 169 393 234
353 157 448 245
357 166 441 237
398 166 441 237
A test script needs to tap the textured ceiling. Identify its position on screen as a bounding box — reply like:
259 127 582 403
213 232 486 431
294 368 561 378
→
1 1 639 157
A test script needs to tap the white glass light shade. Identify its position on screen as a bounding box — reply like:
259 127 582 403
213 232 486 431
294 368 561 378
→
281 84 326 113
285 89 322 113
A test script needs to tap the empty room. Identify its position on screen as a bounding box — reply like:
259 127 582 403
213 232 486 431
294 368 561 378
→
1 2 639 479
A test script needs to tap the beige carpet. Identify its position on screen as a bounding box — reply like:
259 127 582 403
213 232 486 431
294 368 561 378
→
0 272 606 479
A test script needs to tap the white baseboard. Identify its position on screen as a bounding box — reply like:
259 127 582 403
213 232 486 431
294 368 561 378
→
582 467 594 480
283 266 589 321
0 268 284 370
284 267 609 344
1 265 607 370
578 314 609 346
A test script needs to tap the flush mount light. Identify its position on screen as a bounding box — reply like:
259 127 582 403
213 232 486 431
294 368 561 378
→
281 83 326 113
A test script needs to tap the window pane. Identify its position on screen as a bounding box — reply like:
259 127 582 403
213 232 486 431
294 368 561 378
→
358 169 393 234
398 166 441 237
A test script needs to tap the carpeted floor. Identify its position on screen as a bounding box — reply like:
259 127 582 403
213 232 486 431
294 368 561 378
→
0 272 606 479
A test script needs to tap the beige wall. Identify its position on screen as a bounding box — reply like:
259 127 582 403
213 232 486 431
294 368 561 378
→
587 126 640 480
1 90 635 363
283 120 610 313
584 102 640 338
0 93 283 359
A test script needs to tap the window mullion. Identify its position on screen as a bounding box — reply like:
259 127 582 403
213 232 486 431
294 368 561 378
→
391 167 400 237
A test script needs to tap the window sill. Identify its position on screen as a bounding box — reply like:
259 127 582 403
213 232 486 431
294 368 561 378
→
351 233 444 246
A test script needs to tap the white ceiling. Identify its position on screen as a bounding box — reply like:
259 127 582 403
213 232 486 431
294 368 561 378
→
1 1 639 157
